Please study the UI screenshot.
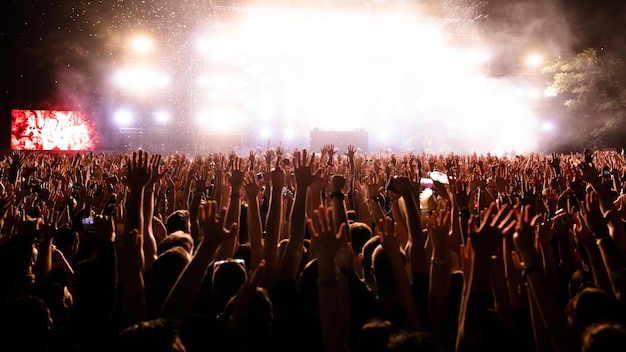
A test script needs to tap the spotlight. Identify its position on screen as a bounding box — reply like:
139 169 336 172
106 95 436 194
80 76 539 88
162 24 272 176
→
544 87 557 97
526 53 544 68
154 110 169 124
541 121 555 133
113 109 134 126
130 35 154 54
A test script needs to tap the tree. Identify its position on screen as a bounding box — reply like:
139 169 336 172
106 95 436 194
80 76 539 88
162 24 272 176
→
542 48 626 149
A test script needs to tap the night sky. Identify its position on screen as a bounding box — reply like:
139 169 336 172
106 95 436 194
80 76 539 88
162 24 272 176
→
1 0 625 149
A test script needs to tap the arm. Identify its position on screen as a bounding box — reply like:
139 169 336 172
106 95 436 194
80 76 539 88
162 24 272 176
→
214 158 243 260
117 228 145 330
123 150 151 252
142 153 163 271
427 209 452 345
389 176 429 277
243 171 264 271
160 201 235 321
278 149 320 281
309 206 351 352
513 205 574 352
262 159 285 286
456 203 515 352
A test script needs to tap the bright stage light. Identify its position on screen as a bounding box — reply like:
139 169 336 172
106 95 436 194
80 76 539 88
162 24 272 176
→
259 127 272 139
154 110 169 124
112 66 170 94
544 87 557 97
130 35 154 54
113 109 134 126
192 6 542 154
526 53 544 68
541 121 555 132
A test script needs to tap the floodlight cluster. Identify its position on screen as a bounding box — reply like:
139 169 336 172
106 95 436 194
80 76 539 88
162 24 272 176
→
109 6 556 154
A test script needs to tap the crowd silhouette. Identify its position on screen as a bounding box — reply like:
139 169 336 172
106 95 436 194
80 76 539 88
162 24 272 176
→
1 145 626 352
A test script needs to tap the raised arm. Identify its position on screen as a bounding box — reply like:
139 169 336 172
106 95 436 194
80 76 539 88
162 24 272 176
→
278 149 320 281
160 201 235 321
243 170 264 271
262 158 285 286
309 205 351 352
123 150 152 248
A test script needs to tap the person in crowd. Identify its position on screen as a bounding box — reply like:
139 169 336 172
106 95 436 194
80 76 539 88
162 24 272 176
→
1 145 626 352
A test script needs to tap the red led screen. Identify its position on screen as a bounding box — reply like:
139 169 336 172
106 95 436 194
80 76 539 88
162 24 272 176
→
11 110 96 151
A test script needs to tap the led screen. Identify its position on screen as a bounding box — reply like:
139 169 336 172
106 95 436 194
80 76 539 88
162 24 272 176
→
11 109 96 151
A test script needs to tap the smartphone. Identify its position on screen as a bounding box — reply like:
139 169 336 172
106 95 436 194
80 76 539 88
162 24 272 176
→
82 217 95 231
213 258 245 271
428 171 449 184
420 177 435 189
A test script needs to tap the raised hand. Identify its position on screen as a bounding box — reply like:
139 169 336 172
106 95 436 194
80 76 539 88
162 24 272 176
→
469 203 515 256
512 205 542 269
579 191 609 237
199 200 237 250
229 157 245 190
293 149 320 191
243 171 263 203
307 205 347 261
125 150 151 190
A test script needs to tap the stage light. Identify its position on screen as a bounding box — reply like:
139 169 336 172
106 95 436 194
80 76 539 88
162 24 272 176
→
197 75 209 88
527 89 541 100
154 110 169 124
112 66 169 94
283 128 295 140
113 109 134 126
544 87 557 97
526 53 544 68
541 121 555 132
130 35 154 54
259 127 272 139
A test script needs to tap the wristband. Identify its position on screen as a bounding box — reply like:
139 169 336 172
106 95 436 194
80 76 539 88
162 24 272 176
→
596 235 612 246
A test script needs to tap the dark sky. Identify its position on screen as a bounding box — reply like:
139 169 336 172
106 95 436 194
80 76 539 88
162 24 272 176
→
1 0 625 133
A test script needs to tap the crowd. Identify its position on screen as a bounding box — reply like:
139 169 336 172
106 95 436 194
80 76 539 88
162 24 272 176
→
1 145 626 352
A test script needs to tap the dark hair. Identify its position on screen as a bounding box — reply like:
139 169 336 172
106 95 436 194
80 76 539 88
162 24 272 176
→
113 318 183 352
582 323 626 352
386 330 440 352
350 222 373 256
372 244 406 290
357 319 398 352
0 295 52 351
52 228 79 253
212 260 247 307
158 231 194 256
361 236 380 273
165 210 190 235
145 247 191 319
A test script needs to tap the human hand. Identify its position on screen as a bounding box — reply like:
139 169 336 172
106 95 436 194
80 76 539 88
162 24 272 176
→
293 149 321 190
512 205 542 269
573 210 595 248
243 171 263 203
578 191 609 237
148 153 165 186
125 150 151 190
427 209 451 252
345 145 356 162
469 203 515 257
199 200 237 249
229 157 245 190
308 205 348 261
